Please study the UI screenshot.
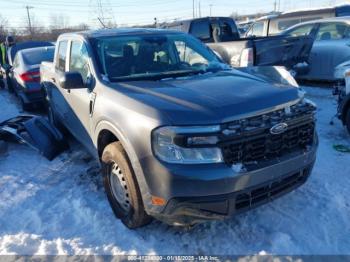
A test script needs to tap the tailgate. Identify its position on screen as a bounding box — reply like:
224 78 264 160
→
253 35 314 68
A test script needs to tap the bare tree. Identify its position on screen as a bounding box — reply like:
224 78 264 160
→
50 14 70 30
74 23 90 30
0 14 8 37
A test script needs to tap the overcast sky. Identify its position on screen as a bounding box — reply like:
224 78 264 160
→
0 0 347 29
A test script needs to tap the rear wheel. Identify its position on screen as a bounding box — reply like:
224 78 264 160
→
102 141 151 228
48 103 67 134
0 77 4 89
6 78 14 93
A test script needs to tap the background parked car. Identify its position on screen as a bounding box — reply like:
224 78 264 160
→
246 4 350 37
10 46 55 110
1 41 54 93
282 17 350 82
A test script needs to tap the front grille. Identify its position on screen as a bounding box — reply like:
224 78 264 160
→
235 167 310 210
219 101 316 165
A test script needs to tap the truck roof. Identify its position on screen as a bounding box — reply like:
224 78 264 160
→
163 17 234 27
60 28 183 39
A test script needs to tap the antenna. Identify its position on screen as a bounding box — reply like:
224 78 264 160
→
97 17 108 28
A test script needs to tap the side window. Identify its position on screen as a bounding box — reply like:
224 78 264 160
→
316 23 348 41
268 20 279 35
57 41 68 71
190 20 211 41
251 22 264 36
69 41 90 83
286 24 314 37
278 19 301 31
175 41 208 65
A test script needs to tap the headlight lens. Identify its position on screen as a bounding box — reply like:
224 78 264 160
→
152 126 223 164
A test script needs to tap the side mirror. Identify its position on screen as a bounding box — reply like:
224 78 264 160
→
59 72 85 90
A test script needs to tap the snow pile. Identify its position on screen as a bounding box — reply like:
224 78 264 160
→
0 87 350 255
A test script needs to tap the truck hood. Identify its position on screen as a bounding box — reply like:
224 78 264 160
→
114 70 302 125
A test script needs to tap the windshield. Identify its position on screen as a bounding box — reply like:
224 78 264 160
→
89 33 228 82
23 48 55 65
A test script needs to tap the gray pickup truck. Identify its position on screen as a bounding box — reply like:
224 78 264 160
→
40 28 318 228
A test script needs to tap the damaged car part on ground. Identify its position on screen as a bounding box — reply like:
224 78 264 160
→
40 28 318 228
0 115 68 160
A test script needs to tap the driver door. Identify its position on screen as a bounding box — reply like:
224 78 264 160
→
65 40 96 155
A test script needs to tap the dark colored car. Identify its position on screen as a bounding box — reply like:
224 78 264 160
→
10 46 55 110
163 17 315 73
41 28 318 228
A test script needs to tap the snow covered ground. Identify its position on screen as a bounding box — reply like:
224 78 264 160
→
0 86 349 255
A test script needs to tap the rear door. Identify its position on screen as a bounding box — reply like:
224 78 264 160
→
49 40 72 123
252 34 316 68
282 23 320 78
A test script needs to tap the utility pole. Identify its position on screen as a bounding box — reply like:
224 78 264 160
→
193 0 195 18
274 0 277 12
198 1 201 18
25 5 33 37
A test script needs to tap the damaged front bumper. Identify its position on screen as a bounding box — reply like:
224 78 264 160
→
0 115 68 160
145 134 318 226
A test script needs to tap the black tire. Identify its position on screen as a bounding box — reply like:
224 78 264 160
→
102 142 151 228
20 97 31 111
6 78 14 93
346 108 350 135
0 78 4 89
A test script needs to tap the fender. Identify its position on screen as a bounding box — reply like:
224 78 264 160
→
93 120 153 209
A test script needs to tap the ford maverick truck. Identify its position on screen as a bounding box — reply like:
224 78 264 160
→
41 28 318 228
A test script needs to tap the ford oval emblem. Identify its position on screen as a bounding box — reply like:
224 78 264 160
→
270 123 288 135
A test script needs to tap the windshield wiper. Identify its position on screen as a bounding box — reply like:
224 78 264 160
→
110 70 204 82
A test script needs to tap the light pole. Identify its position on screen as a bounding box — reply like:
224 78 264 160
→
193 0 195 18
25 5 34 38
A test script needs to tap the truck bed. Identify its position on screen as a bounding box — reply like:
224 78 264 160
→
208 34 314 69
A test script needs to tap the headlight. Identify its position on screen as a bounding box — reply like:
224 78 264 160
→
152 126 223 164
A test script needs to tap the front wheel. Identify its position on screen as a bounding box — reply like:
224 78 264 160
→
102 142 151 228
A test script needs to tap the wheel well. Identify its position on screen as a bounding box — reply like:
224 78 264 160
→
97 129 119 158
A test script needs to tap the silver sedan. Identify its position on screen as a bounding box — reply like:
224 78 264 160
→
282 17 350 82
